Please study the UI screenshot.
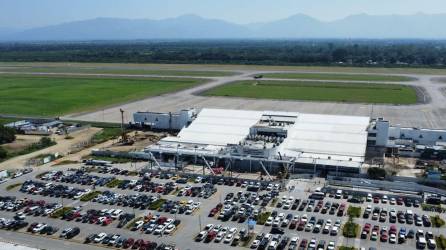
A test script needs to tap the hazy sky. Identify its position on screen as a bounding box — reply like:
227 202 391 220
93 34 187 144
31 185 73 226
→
2 0 446 28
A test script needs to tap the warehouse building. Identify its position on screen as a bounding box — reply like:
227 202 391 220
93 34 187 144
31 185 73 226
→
145 108 371 175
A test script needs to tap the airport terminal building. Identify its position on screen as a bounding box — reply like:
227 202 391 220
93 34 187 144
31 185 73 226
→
144 108 376 175
139 108 446 175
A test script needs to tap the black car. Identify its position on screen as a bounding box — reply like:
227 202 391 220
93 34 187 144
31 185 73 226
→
270 227 285 234
66 227 80 239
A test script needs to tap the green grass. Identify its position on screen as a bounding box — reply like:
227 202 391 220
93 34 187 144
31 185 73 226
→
0 117 20 125
106 179 124 188
2 62 446 75
339 247 357 250
256 212 271 225
50 207 73 218
126 217 142 230
89 155 136 164
262 73 413 82
0 65 236 77
203 80 418 104
149 199 167 210
79 191 101 202
0 75 202 116
436 235 446 250
347 206 362 218
6 182 22 191
431 215 446 228
91 128 122 144
342 218 359 238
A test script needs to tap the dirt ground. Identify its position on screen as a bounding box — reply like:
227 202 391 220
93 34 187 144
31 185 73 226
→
104 131 166 152
1 134 42 154
0 127 102 170
384 157 423 177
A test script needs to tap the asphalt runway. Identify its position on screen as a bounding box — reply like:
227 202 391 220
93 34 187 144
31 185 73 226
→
59 70 446 129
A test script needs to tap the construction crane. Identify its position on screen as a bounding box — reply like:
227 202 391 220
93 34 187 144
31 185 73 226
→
119 109 133 145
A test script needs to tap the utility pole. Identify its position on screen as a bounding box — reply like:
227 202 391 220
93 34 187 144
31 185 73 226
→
120 109 127 143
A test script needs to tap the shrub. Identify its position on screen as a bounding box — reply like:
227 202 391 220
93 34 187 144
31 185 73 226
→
80 191 101 202
149 199 166 210
347 206 362 218
256 212 271 225
0 125 16 144
343 217 359 238
6 182 22 191
367 167 386 179
0 146 6 159
50 207 73 218
431 215 446 228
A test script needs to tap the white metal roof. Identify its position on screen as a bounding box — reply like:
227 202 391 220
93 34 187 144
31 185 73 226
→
173 108 263 146
278 113 370 163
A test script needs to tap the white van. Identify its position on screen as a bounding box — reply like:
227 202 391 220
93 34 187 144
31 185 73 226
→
417 237 427 249
335 190 342 199
268 240 278 250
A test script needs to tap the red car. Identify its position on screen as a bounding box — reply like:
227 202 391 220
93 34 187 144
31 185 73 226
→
289 220 297 229
297 221 305 231
123 238 135 249
102 217 113 226
380 232 388 242
300 239 308 248
139 241 150 250
209 208 218 217
206 231 217 242
363 223 371 233
132 239 144 249
389 225 397 234
373 197 380 203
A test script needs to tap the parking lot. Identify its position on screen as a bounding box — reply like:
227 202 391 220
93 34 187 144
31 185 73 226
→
0 163 444 250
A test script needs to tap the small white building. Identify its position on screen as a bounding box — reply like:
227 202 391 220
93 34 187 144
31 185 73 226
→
133 108 197 131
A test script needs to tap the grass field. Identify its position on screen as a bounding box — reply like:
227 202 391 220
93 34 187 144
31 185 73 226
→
262 73 413 82
0 117 19 125
0 65 236 77
203 80 418 104
1 62 446 75
0 75 203 116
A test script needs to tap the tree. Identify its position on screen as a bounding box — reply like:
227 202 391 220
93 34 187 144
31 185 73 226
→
0 146 7 160
367 167 386 179
0 125 16 144
39 137 53 147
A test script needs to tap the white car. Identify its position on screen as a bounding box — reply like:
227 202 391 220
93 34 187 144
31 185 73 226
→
145 223 156 233
224 233 234 243
229 227 238 234
108 234 121 245
308 238 317 248
265 217 273 226
389 233 397 244
330 226 339 236
251 239 260 249
195 231 207 241
327 241 336 250
32 223 47 233
164 224 176 234
154 225 166 235
94 232 107 243
215 232 225 242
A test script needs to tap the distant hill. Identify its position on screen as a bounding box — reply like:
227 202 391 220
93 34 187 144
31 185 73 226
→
2 13 446 40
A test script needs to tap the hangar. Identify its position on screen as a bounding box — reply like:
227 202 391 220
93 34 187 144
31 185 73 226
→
146 108 371 175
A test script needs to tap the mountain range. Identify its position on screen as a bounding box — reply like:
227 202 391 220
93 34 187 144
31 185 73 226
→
2 13 446 41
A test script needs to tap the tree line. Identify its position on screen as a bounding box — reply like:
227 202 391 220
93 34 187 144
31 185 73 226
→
0 40 446 67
